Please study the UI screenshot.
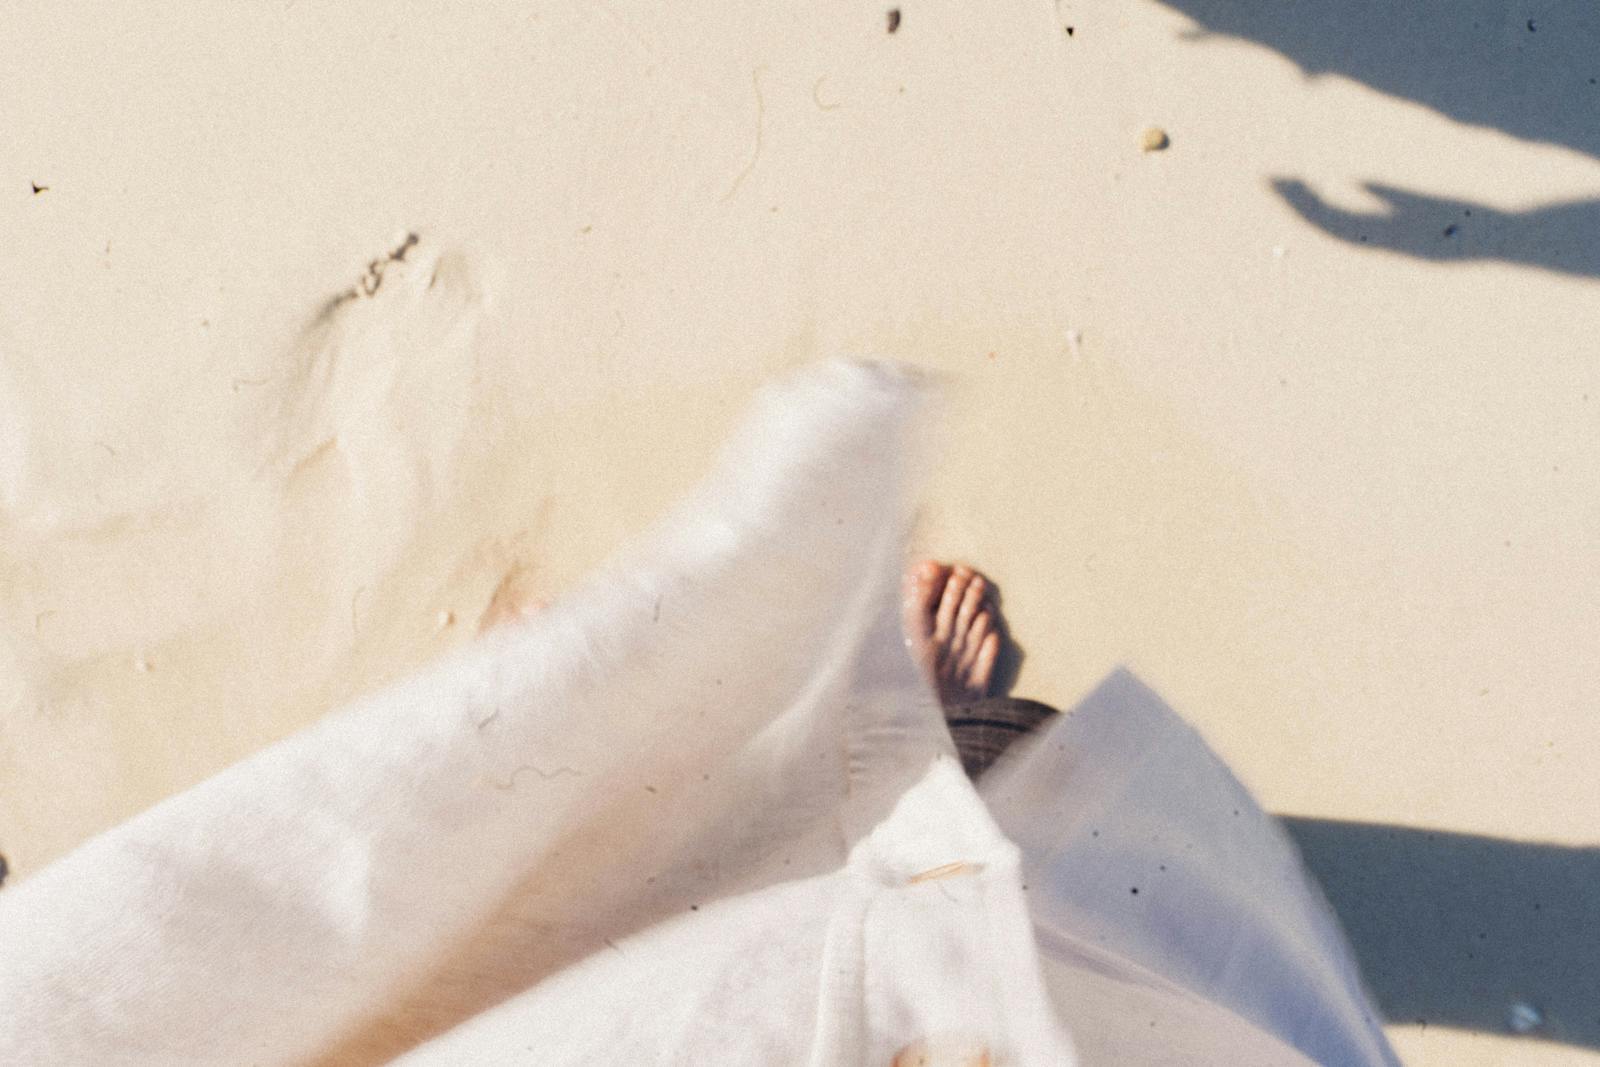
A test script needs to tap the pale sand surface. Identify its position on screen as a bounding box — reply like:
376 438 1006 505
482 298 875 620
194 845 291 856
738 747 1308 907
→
3 1 1597 1062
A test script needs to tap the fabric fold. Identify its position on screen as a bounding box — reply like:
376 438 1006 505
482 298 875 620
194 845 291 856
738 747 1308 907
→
0 361 1398 1067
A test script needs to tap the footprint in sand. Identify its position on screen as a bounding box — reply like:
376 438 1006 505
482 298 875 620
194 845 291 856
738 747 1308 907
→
234 233 493 636
254 232 487 488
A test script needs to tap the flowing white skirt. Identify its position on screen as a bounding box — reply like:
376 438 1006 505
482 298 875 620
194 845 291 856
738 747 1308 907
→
0 362 1399 1066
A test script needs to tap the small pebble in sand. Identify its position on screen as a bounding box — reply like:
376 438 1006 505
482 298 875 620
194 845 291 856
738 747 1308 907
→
1507 1002 1543 1033
1141 127 1170 152
437 610 455 629
133 656 151 674
1272 245 1287 259
1065 328 1084 360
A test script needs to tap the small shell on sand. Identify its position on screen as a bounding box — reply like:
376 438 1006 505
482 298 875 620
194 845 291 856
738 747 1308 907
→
436 610 455 629
133 656 151 673
1141 126 1170 152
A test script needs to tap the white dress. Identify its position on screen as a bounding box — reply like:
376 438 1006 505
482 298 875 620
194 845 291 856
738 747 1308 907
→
0 362 1399 1066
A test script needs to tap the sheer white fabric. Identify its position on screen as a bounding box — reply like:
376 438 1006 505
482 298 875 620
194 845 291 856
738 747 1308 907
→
0 362 1398 1066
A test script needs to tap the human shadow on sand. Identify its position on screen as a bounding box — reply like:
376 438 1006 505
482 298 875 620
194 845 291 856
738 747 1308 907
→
1272 180 1600 281
1147 0 1600 279
1282 816 1600 1050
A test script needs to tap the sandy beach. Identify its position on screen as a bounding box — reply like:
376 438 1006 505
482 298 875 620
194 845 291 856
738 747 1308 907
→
3 1 1596 1062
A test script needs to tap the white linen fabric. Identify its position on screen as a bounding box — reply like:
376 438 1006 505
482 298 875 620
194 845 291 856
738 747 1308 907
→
0 362 1398 1066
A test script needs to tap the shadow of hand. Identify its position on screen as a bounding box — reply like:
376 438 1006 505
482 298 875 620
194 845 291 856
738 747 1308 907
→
1273 177 1600 280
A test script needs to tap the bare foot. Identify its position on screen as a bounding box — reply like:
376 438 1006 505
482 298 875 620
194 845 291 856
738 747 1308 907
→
904 559 1057 778
902 560 1004 706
